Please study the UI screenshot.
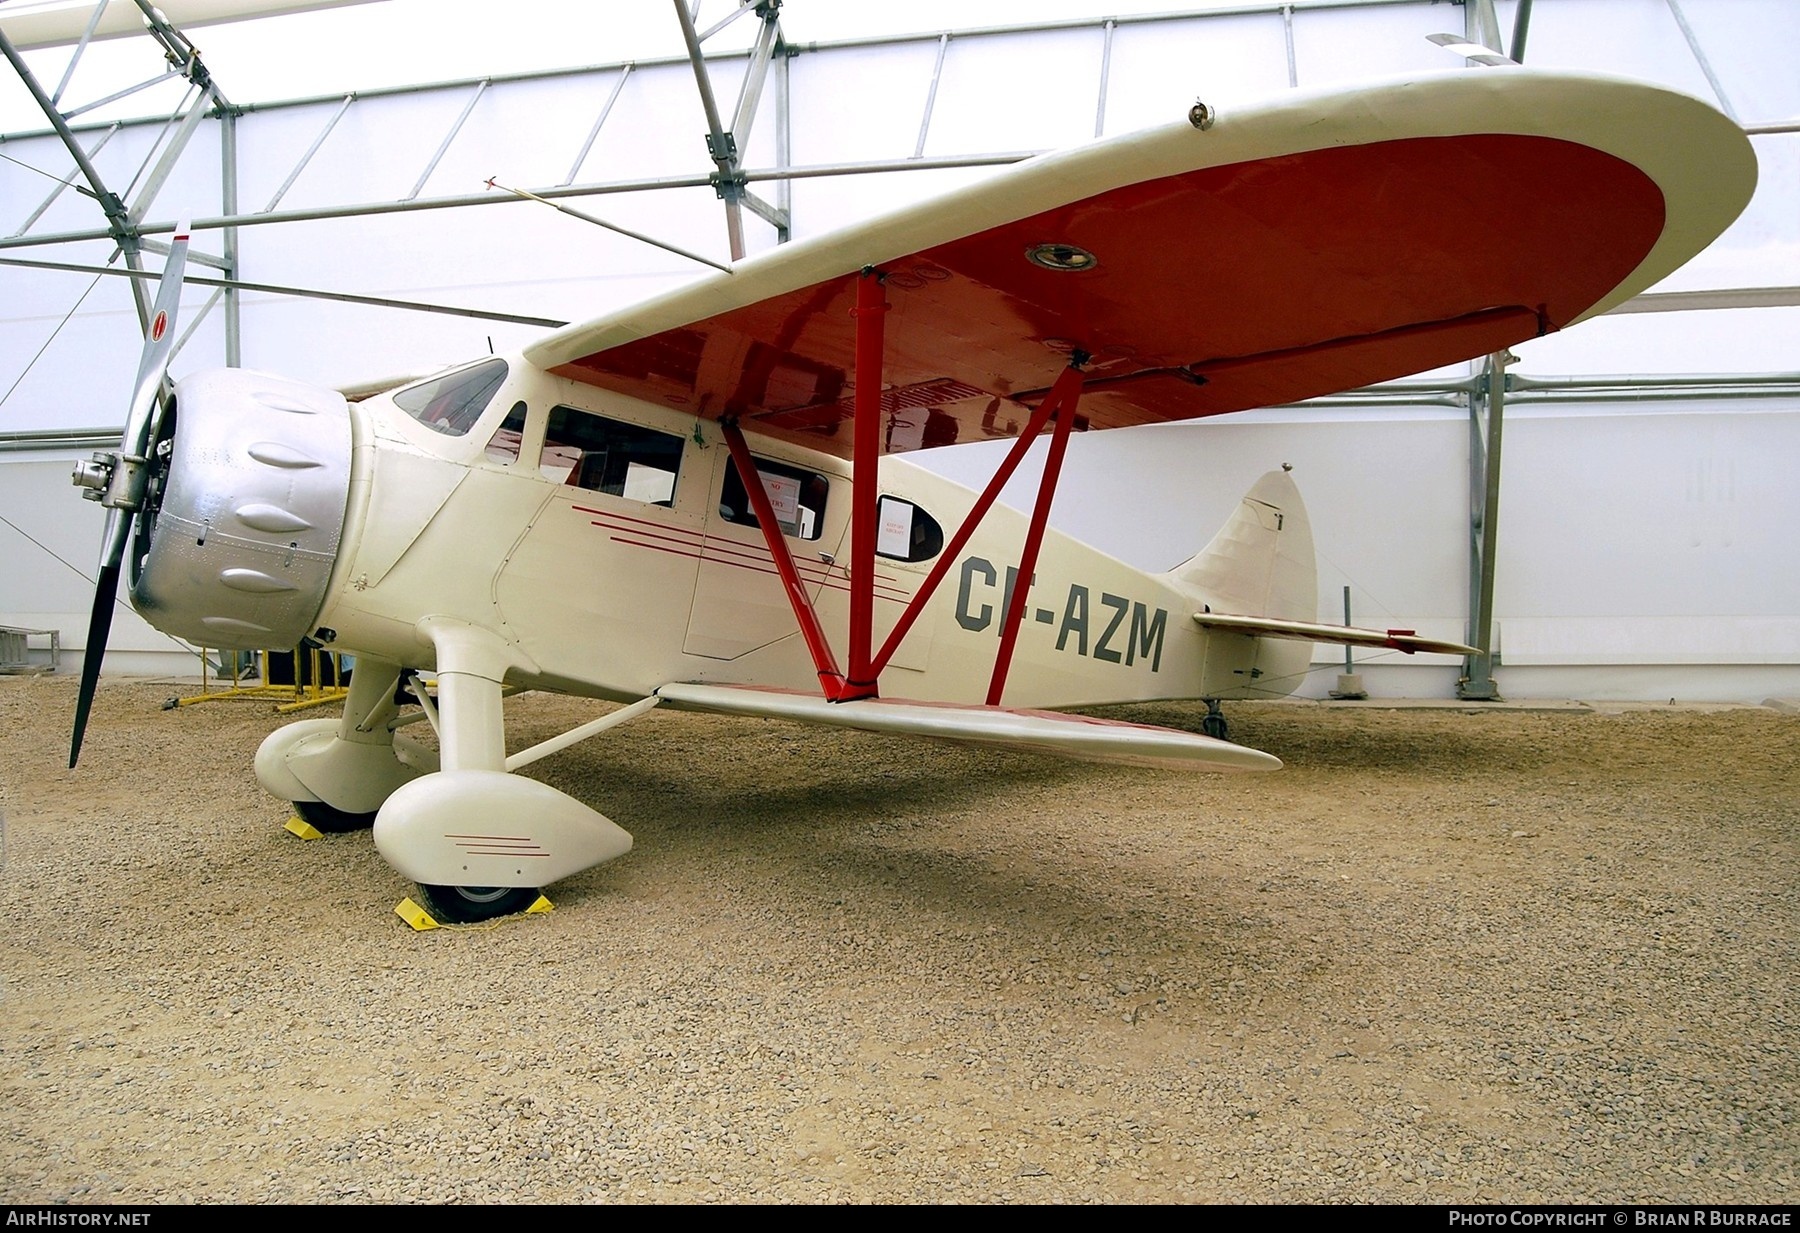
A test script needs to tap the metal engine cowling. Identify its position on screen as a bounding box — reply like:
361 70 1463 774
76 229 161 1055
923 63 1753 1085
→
130 368 353 651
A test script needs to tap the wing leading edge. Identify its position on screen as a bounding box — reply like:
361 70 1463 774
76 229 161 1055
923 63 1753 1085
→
526 68 1755 461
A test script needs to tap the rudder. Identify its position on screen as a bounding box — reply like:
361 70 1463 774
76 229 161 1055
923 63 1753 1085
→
1165 468 1318 699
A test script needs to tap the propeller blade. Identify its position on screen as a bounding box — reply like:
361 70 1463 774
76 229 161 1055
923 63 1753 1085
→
69 561 122 768
120 221 192 461
69 221 193 768
95 493 132 576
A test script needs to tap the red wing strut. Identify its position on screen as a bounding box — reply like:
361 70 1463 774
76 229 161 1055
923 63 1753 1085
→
718 267 1094 708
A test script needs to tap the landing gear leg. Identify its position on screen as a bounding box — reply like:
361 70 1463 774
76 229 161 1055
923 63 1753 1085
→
298 659 410 830
373 622 639 925
255 657 433 827
1201 699 1230 742
401 648 544 924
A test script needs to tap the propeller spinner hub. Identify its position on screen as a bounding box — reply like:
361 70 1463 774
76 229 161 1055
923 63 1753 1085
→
69 451 148 510
71 455 113 501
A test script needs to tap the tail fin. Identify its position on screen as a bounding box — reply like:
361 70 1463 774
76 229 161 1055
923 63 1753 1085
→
1167 467 1317 622
1164 468 1318 699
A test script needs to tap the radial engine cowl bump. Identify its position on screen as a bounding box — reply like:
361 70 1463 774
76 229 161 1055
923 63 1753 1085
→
130 368 353 651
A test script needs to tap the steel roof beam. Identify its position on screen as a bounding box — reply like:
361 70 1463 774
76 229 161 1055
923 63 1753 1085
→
0 253 569 327
563 66 632 188
9 121 118 237
0 23 145 321
48 0 110 107
406 79 488 203
0 150 1040 253
261 94 355 213
1664 0 1736 123
672 0 745 260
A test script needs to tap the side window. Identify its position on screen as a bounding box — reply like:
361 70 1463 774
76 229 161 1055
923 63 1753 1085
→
484 401 527 465
393 358 508 437
876 495 945 562
720 457 828 541
542 405 684 505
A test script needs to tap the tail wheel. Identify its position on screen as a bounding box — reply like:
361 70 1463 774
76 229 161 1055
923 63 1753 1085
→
292 799 377 833
418 883 540 925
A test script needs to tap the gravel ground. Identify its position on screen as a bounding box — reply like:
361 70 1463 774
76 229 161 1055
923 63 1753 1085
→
1 676 1794 1204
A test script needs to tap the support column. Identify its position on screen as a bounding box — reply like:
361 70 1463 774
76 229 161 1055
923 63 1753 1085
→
220 108 241 367
1460 350 1509 701
1463 0 1505 54
673 0 747 261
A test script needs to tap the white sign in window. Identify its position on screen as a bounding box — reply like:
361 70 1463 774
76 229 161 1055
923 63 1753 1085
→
761 472 801 533
623 461 677 504
877 496 915 559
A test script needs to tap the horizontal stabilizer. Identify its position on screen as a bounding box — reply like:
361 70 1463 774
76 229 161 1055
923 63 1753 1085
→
654 682 1280 773
1193 612 1478 657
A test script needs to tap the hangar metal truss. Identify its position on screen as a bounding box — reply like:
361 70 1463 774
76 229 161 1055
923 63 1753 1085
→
1 0 1797 697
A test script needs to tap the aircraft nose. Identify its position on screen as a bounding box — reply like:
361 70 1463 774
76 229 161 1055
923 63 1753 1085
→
127 368 354 651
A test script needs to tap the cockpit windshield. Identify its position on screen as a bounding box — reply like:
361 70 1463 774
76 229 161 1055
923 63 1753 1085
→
393 358 508 437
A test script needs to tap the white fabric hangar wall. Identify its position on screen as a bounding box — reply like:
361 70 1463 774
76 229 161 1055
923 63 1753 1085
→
917 400 1800 702
0 0 1795 698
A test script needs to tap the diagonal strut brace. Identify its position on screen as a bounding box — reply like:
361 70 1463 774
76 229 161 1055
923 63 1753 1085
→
867 362 1088 692
717 415 865 701
984 360 1085 705
722 263 1089 711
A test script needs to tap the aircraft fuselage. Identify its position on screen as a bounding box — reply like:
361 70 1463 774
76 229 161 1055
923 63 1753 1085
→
319 356 1301 710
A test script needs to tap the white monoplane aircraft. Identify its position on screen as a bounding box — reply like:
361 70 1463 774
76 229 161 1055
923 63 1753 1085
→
66 67 1754 922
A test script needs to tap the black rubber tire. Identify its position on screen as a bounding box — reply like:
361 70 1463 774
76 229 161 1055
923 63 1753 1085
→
1201 713 1230 741
292 798 378 833
418 883 540 925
